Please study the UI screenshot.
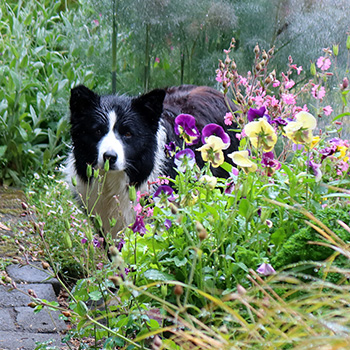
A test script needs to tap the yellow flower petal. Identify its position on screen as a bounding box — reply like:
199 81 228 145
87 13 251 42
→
228 151 257 173
243 118 277 152
295 111 317 130
285 112 317 144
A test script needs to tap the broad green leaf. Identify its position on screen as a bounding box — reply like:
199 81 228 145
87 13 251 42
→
143 269 174 281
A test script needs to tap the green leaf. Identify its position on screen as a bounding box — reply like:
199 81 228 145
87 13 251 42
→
76 300 88 316
271 227 286 247
238 198 251 218
0 145 7 158
89 290 102 301
174 256 188 267
332 112 350 122
143 269 174 281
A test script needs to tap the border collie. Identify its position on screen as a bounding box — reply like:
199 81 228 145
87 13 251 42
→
67 85 238 237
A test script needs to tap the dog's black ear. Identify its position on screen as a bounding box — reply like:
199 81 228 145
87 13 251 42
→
132 89 166 123
70 85 100 116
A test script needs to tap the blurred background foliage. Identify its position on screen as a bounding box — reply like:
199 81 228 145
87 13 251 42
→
0 0 349 185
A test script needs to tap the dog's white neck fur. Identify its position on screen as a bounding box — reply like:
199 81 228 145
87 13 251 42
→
66 119 167 238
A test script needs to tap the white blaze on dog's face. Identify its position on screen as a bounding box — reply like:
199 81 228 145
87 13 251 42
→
97 110 126 171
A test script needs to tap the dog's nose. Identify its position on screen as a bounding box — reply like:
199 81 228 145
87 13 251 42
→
103 151 118 164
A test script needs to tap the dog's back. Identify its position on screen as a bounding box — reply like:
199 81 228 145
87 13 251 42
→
161 85 238 178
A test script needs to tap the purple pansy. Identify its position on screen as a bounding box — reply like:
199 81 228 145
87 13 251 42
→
174 114 200 145
201 124 230 148
308 160 322 181
247 106 267 122
164 141 177 158
131 215 147 236
153 185 176 203
174 149 196 172
93 237 102 248
257 262 276 276
319 144 337 161
261 152 281 168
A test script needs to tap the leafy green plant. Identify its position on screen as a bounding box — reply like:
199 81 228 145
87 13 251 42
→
0 0 95 185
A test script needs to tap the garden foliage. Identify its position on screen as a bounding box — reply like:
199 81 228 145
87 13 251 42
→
1 0 350 349
25 34 350 349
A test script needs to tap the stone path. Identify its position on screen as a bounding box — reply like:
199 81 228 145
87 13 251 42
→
0 187 66 350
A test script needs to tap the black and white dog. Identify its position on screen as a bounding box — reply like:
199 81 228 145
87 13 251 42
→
67 85 238 237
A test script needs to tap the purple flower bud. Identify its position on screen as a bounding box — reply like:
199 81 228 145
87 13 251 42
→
131 215 147 236
164 219 172 230
257 262 276 276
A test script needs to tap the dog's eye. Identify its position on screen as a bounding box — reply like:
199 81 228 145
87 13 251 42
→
95 129 102 135
123 131 132 138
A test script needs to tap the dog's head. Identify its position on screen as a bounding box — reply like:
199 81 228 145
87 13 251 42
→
69 85 166 184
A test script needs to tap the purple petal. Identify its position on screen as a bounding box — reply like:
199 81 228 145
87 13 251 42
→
247 106 266 122
201 123 230 145
164 219 172 230
131 215 147 236
257 262 276 276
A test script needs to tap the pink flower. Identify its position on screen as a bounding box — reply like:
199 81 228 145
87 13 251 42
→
273 80 281 87
285 80 295 89
311 85 326 100
155 57 160 63
323 105 333 116
282 93 296 105
215 70 224 83
316 56 331 71
238 76 248 86
252 92 266 107
291 64 303 75
133 203 143 215
224 112 234 125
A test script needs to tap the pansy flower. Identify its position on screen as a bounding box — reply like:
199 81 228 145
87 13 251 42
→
164 141 177 158
174 149 196 172
174 114 200 145
247 106 267 122
153 185 177 204
308 160 322 182
201 123 230 149
196 135 226 168
228 150 257 174
261 151 281 176
244 118 277 152
284 111 317 145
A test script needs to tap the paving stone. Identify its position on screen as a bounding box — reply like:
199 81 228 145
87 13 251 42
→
0 330 64 350
6 263 60 294
15 307 66 333
0 309 16 331
0 284 57 307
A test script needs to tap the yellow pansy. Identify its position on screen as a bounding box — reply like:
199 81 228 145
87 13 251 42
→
284 111 317 144
196 135 225 168
243 118 277 152
228 150 257 174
